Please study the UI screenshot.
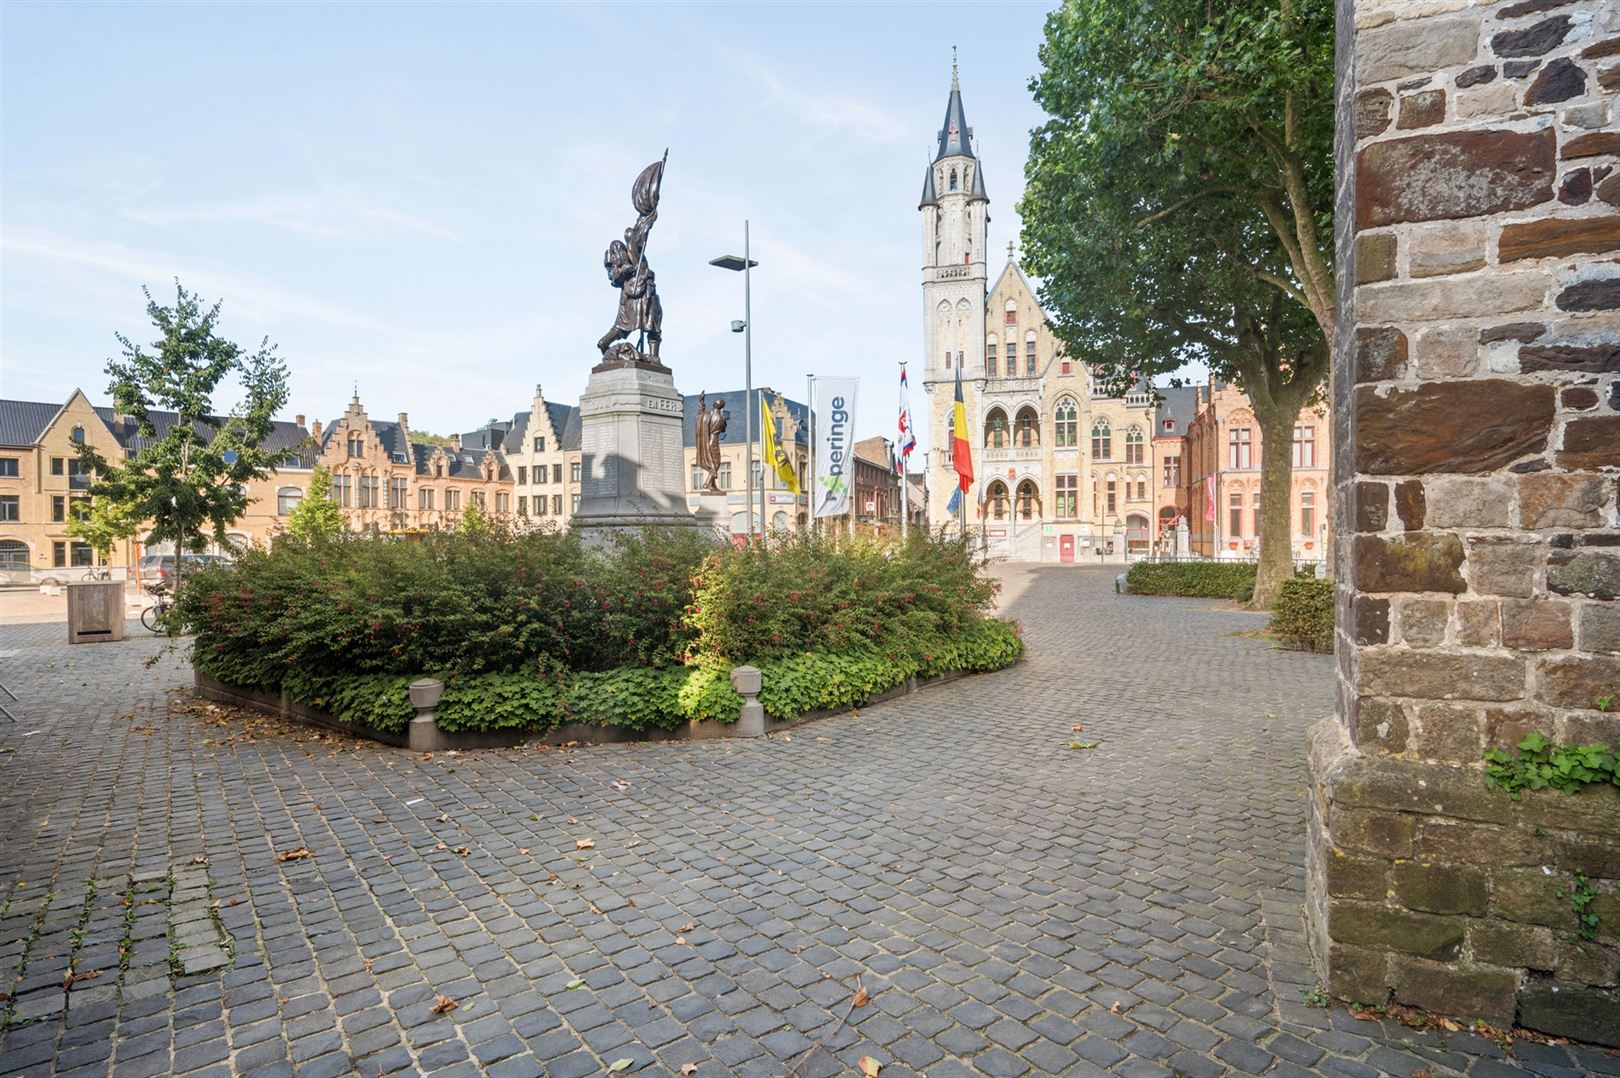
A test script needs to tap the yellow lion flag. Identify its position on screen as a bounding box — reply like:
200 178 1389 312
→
762 394 801 494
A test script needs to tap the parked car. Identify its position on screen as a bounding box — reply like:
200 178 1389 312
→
138 553 234 583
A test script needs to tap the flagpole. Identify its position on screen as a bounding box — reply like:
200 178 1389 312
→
898 361 910 540
806 374 815 534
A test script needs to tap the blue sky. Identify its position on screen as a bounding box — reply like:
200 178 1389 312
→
2 1 1059 448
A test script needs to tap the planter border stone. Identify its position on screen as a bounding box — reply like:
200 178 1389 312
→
193 664 997 750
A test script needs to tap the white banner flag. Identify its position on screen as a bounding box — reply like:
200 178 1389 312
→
813 377 859 518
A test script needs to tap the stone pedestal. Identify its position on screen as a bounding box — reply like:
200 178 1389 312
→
692 493 731 539
1174 521 1190 559
571 362 699 536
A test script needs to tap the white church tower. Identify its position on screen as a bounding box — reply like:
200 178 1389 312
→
919 52 989 529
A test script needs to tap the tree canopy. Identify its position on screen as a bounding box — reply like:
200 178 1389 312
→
76 282 295 565
1019 0 1335 604
283 466 345 541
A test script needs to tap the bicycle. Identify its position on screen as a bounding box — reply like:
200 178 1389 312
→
140 583 173 634
81 566 113 582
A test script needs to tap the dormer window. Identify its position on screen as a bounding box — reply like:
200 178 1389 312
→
1163 418 1175 431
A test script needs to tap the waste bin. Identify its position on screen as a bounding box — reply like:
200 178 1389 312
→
67 581 125 644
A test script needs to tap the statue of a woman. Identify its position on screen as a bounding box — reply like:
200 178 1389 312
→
695 393 727 492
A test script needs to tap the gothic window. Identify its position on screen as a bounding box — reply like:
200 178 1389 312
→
949 168 958 191
418 487 434 511
1293 425 1317 468
358 475 379 508
347 433 364 458
70 425 84 445
1017 479 1039 521
445 489 460 512
1091 418 1112 460
1015 406 1039 447
1005 300 1017 327
1053 398 1078 447
986 480 1009 520
533 436 545 452
1301 489 1317 537
1125 425 1145 464
333 473 352 508
1163 455 1180 488
277 486 302 515
1055 474 1077 518
390 477 407 508
945 350 952 370
985 409 1008 449
1025 332 1037 376
986 337 998 378
1105 476 1117 515
1229 492 1244 538
1229 426 1253 469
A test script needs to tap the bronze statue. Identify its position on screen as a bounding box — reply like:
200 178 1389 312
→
695 392 727 492
598 152 667 365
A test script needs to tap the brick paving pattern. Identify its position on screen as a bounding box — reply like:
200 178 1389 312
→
2 565 1616 1077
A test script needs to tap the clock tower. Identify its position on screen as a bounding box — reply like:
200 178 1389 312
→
919 52 989 527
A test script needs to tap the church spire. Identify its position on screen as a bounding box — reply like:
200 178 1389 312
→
934 48 976 163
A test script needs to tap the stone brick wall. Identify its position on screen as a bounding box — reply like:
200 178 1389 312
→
1307 0 1620 1044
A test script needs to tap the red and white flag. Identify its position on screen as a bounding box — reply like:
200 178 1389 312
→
897 366 917 473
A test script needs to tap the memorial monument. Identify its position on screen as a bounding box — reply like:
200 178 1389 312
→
571 153 709 536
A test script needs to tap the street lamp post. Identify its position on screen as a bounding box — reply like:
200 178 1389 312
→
710 224 761 543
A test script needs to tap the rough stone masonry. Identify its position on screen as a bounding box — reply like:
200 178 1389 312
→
1308 0 1620 1045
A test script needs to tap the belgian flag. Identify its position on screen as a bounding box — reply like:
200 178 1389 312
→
947 364 973 514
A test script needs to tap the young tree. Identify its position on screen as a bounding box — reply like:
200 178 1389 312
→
65 496 141 562
1020 0 1334 607
76 282 294 599
283 466 346 541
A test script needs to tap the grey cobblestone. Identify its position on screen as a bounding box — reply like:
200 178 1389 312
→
3 568 1618 1075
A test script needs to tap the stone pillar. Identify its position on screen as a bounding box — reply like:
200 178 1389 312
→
1308 0 1620 1043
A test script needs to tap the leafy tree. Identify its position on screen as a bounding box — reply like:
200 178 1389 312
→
1020 0 1334 607
76 282 294 599
283 466 346 541
65 495 142 560
409 431 455 446
457 500 491 536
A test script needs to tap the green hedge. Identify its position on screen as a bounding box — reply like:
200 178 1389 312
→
1126 561 1257 600
1268 577 1335 652
196 619 1026 737
180 525 1025 737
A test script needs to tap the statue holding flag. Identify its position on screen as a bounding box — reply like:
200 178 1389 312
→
597 152 667 366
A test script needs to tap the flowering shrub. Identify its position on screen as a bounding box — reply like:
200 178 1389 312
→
177 524 1020 735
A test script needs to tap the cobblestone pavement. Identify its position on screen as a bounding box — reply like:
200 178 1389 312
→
2 565 1617 1078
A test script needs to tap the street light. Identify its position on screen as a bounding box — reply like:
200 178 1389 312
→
710 223 762 543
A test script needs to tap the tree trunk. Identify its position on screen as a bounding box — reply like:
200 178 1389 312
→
1250 399 1305 610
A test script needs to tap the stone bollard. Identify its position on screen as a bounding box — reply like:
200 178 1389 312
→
730 665 765 737
408 678 445 752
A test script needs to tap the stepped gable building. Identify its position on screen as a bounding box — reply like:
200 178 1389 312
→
504 385 584 526
1176 378 1331 563
314 391 512 532
917 59 1154 561
0 390 312 580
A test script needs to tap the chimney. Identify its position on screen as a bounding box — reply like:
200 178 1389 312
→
294 413 306 427
398 412 409 429
451 433 461 452
311 419 323 439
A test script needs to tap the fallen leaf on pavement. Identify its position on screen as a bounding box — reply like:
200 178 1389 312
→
274 846 312 862
188 855 208 865
430 994 458 1014
859 1055 881 1077
606 1061 633 1075
435 842 448 851
566 978 585 989
852 985 870 1007
518 848 530 856
675 935 687 946
1109 1001 1122 1014
1067 741 1099 750
680 1065 698 1076
455 846 469 857
576 838 595 850
680 921 694 932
